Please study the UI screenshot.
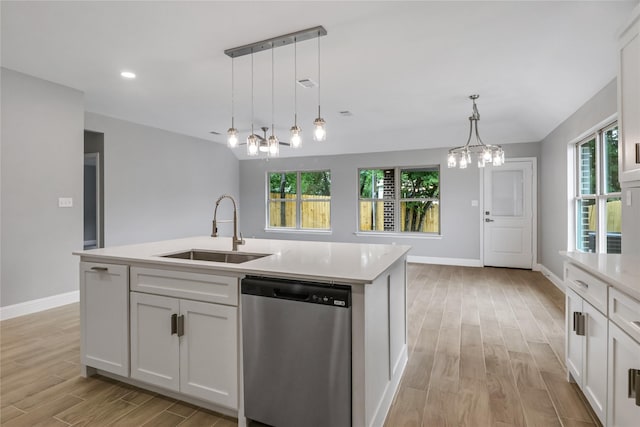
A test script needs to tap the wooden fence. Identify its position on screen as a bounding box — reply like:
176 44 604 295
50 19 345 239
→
269 194 440 232
359 201 439 232
587 199 622 232
269 194 330 229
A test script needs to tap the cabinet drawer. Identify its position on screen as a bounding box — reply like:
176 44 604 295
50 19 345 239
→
131 267 238 306
609 287 640 343
565 263 608 315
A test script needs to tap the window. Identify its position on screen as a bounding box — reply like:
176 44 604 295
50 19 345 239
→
268 170 331 230
358 167 440 234
575 123 621 253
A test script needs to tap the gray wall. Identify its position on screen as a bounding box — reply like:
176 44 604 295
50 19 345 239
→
1 68 84 307
540 79 618 278
239 142 540 262
84 113 239 247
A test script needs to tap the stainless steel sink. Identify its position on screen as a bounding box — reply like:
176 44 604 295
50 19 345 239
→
159 250 269 264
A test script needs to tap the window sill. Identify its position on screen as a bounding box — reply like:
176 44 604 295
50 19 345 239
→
353 232 442 240
264 228 333 235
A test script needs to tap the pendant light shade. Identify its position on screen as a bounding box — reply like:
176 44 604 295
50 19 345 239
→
227 56 238 148
313 30 326 142
447 95 503 169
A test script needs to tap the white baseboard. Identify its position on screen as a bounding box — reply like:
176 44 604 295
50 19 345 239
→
539 265 565 292
0 290 79 321
407 255 482 267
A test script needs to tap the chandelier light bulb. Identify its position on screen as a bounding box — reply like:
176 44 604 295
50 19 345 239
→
290 125 302 148
483 149 492 162
313 117 326 141
460 155 468 169
477 156 486 168
268 135 279 156
227 128 238 148
447 153 457 168
247 134 259 156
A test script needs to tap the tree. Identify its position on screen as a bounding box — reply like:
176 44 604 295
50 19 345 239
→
401 170 439 232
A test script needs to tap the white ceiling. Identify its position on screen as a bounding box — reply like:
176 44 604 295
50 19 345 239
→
1 1 637 159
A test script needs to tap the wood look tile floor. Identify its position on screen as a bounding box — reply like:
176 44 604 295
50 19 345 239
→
0 264 599 426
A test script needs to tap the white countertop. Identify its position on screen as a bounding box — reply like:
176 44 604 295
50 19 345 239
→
562 252 640 301
74 236 411 285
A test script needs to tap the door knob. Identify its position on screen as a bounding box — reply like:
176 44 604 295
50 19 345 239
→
485 218 494 222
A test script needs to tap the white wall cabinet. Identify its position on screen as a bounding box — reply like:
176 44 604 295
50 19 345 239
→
130 291 238 409
618 4 640 183
80 262 129 376
565 286 608 424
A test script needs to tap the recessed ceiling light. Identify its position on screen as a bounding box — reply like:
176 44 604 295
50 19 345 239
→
120 71 136 79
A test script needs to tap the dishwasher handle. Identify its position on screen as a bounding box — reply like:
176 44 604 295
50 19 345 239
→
273 288 310 301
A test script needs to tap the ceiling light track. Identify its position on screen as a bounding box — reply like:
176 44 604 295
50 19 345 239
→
224 26 327 58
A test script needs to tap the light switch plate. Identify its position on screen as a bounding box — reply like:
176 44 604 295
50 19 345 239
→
58 197 73 208
627 190 632 206
471 200 479 207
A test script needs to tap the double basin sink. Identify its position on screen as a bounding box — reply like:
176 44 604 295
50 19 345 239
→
160 250 269 264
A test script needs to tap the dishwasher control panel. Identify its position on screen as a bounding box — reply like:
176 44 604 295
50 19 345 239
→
242 276 351 308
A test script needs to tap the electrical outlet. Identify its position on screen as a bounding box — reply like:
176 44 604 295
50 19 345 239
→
627 190 632 207
58 197 73 208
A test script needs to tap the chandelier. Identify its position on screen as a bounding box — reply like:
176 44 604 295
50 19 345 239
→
447 95 504 169
224 26 327 157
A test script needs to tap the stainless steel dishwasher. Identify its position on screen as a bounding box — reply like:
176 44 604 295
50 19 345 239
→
241 276 351 427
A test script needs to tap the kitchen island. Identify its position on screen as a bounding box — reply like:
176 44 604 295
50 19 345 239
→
74 236 411 427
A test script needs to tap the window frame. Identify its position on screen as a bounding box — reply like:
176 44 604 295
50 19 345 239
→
357 165 441 235
266 169 331 232
574 121 620 253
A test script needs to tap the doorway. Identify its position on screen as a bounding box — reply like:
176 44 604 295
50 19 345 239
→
482 158 536 269
84 130 104 249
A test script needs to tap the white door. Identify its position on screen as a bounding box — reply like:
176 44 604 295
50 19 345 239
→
130 292 180 391
179 299 238 409
483 160 534 269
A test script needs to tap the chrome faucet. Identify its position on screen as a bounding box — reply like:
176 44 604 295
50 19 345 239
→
211 195 245 251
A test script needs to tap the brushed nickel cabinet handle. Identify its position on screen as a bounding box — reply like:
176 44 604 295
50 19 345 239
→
630 369 640 406
575 280 589 289
90 266 108 272
573 312 580 332
177 315 185 337
170 313 177 335
576 313 586 336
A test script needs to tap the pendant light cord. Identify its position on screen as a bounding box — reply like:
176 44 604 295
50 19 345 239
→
231 56 235 128
271 44 275 136
294 37 297 126
251 49 254 135
317 30 321 117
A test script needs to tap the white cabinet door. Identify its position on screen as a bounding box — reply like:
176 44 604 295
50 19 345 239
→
583 302 608 425
179 299 238 409
618 9 640 182
130 292 180 391
608 322 640 427
80 262 129 376
566 287 584 385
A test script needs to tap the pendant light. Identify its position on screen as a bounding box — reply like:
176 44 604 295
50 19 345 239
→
227 56 238 148
247 49 259 156
447 95 503 169
313 30 326 142
268 44 279 157
289 37 302 148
